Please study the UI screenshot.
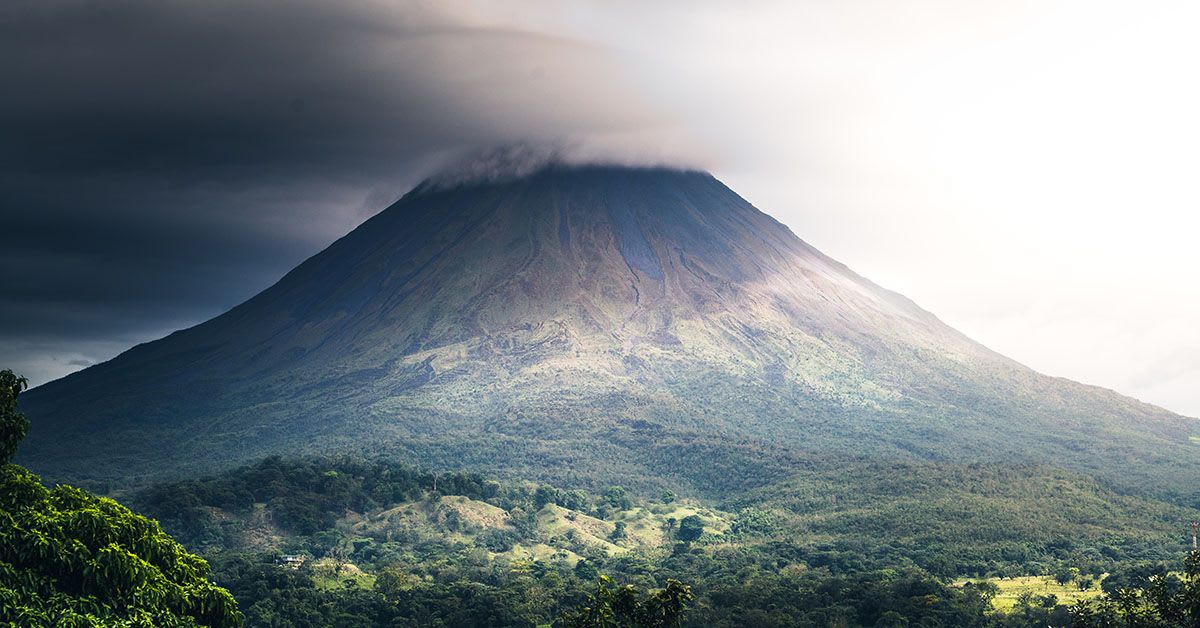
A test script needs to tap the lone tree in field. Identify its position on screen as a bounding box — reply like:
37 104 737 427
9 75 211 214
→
676 515 704 543
0 369 242 626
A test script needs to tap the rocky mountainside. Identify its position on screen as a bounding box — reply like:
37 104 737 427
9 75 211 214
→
19 166 1198 496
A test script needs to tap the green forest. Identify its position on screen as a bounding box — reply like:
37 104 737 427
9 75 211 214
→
0 370 239 625
6 369 1200 626
119 454 1200 627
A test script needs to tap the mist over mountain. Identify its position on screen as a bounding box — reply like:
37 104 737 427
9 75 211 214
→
18 165 1197 497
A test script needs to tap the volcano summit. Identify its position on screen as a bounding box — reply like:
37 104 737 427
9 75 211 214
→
19 165 1198 494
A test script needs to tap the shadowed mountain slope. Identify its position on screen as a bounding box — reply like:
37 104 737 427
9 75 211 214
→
18 166 1199 496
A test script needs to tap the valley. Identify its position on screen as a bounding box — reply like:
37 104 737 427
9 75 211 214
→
121 453 1199 626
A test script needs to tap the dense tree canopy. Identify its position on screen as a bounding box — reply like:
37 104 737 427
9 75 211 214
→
557 577 693 628
0 369 241 626
0 370 29 465
1072 550 1200 627
135 453 1121 628
675 516 703 543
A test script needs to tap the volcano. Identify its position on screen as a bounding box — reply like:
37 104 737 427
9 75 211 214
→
18 164 1198 494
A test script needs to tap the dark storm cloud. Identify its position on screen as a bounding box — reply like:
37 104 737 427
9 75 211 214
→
0 0 681 385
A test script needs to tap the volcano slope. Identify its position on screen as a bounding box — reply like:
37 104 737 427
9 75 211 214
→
17 166 1199 499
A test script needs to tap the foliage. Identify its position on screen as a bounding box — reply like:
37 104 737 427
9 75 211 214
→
0 371 241 626
604 487 632 511
726 508 779 539
557 576 693 628
1072 550 1200 627
699 569 997 627
138 455 497 544
732 459 1198 578
131 454 1071 627
610 521 627 542
1100 563 1169 595
125 451 1200 627
0 370 28 464
962 574 1105 612
476 528 518 552
675 516 703 543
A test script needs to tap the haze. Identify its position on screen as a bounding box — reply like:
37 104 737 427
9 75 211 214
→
2 0 1196 416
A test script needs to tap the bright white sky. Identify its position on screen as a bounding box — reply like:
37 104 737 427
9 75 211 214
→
499 0 1200 416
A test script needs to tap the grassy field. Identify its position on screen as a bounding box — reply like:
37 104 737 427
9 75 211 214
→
955 575 1106 611
310 558 377 591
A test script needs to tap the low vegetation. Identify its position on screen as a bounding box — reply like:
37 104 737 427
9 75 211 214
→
115 449 1197 627
956 575 1105 612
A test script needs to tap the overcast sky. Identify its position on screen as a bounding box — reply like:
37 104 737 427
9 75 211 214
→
2 0 1197 417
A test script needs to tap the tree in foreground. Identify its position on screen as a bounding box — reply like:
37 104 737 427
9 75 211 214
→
557 576 693 628
1071 549 1200 627
0 369 242 626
